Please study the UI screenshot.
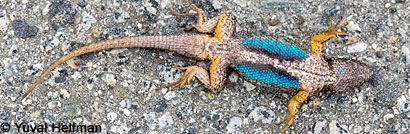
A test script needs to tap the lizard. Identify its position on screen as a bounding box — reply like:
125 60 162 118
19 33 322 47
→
21 0 374 133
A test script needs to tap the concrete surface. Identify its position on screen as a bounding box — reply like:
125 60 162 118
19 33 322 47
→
0 0 409 133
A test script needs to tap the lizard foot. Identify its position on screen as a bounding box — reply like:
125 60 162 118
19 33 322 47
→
326 16 348 40
171 0 201 31
275 114 296 134
155 65 206 91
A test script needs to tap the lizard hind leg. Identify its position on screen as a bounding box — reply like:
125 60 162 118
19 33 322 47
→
155 65 211 91
172 0 221 34
276 90 310 134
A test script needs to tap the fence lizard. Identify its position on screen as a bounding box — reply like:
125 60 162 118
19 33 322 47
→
22 0 374 133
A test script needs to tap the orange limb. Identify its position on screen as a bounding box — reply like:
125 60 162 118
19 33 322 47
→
276 90 310 133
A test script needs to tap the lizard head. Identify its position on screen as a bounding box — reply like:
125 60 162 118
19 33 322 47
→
328 58 374 93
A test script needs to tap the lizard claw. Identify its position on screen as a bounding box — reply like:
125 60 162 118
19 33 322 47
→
275 114 296 134
326 16 348 41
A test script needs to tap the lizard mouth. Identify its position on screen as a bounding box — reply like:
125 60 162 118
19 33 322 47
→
328 58 374 93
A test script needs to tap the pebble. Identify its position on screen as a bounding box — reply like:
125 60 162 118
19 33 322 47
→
154 100 167 112
114 9 130 23
375 51 384 58
77 1 86 8
248 106 274 124
383 114 394 123
12 20 39 38
212 0 222 9
233 0 247 7
347 42 368 53
59 88 70 99
107 112 118 122
0 11 9 33
78 12 96 31
401 46 410 64
102 73 117 87
119 99 131 108
397 95 409 112
49 0 77 30
164 91 175 101
158 112 174 128
314 119 327 134
329 120 348 134
226 116 242 133
243 80 256 91
346 21 362 33
143 112 159 130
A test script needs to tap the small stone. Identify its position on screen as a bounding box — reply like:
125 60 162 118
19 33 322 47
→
376 51 384 58
226 116 242 133
248 106 274 124
385 56 391 62
269 15 280 26
107 112 117 122
158 112 174 128
329 120 348 134
397 95 410 112
12 20 39 38
233 0 247 7
164 91 175 101
347 42 368 53
119 99 130 108
49 0 77 30
401 46 410 64
389 8 397 14
79 12 96 31
314 119 327 134
0 11 9 32
0 109 10 121
383 114 394 123
395 0 406 3
385 3 391 8
346 21 362 33
59 88 70 99
77 1 86 8
143 112 159 130
212 0 222 9
243 80 256 91
123 109 131 116
114 9 130 23
102 73 117 87
154 100 167 112
183 128 196 134
352 97 358 103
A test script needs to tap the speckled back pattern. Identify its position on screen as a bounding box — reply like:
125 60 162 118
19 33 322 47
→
241 36 309 60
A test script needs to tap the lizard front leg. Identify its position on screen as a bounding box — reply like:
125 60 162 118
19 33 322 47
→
156 56 228 93
310 16 348 53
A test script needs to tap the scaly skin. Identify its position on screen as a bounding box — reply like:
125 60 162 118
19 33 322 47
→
23 0 374 133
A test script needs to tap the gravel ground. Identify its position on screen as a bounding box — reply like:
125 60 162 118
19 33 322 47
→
0 0 409 133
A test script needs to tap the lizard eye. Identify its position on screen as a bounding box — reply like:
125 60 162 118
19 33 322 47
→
329 58 373 93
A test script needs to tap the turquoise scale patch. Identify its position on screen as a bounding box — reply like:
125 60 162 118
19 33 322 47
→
241 37 308 60
235 64 300 88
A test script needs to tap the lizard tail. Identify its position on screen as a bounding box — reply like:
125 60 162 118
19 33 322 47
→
22 35 208 100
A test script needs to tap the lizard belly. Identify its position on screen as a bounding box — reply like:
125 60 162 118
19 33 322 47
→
233 50 332 92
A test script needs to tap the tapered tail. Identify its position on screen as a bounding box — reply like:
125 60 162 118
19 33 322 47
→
22 35 208 100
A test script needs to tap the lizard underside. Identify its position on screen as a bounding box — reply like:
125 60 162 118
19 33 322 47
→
23 0 374 133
